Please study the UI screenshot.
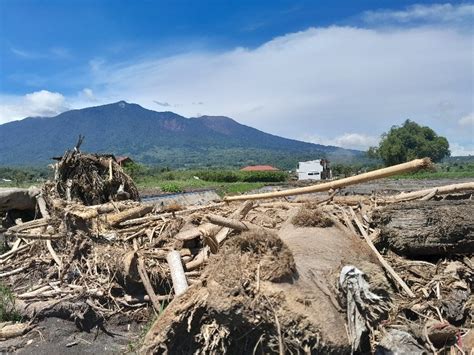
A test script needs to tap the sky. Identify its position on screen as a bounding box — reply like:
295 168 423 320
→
0 0 473 155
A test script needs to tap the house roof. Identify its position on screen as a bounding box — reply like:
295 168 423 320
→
240 165 279 171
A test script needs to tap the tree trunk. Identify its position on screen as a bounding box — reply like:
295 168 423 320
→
371 200 474 256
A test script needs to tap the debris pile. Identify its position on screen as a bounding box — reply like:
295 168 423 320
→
0 153 473 354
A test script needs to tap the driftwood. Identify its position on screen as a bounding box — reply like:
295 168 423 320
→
225 158 431 201
0 187 40 212
137 254 163 312
166 250 188 297
372 199 474 256
350 211 415 298
107 205 154 226
384 182 474 203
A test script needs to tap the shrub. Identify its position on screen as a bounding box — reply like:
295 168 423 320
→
160 183 183 193
0 283 21 322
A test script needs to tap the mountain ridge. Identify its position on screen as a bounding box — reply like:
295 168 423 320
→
0 101 362 168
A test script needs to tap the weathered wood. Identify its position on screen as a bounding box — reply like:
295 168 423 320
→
372 200 474 256
0 187 40 212
225 158 431 201
350 211 415 298
166 250 188 297
137 254 163 312
384 182 474 203
107 205 154 226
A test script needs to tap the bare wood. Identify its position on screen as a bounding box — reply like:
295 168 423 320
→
120 202 226 226
109 158 113 181
6 218 48 233
185 201 255 270
419 188 438 201
108 205 154 226
385 182 474 203
0 242 34 260
46 240 62 268
36 194 50 218
8 233 63 240
0 265 28 278
351 212 415 298
166 250 188 297
206 214 250 231
123 294 171 304
224 158 431 201
137 254 163 312
0 322 29 340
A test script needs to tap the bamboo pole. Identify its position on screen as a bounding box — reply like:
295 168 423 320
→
224 158 431 201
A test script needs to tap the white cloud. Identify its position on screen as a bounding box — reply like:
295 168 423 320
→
458 112 474 127
450 142 474 156
305 133 380 150
0 90 68 123
1 3 473 154
80 88 96 101
363 3 474 25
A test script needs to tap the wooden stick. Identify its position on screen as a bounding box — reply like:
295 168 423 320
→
0 242 34 260
0 265 28 278
224 158 431 201
351 212 415 298
46 240 62 268
137 255 162 312
120 202 226 226
166 250 188 297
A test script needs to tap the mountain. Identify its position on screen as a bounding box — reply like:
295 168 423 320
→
0 101 362 168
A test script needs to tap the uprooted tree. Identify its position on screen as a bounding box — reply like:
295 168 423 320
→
368 120 450 166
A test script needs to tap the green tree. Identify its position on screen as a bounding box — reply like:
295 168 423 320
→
369 120 450 166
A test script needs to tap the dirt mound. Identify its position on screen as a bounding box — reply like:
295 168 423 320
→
141 230 330 354
291 203 334 228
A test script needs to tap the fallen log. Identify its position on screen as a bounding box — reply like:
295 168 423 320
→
107 205 154 226
384 182 474 203
166 250 188 297
224 158 431 201
0 187 40 212
371 199 474 256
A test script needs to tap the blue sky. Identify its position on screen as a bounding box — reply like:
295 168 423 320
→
0 1 473 154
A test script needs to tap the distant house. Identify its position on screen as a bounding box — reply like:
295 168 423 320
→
240 165 279 172
116 156 134 166
297 159 331 181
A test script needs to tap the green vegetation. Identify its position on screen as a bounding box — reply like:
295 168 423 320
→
0 166 50 187
393 160 474 179
368 120 450 166
0 283 21 322
124 163 285 195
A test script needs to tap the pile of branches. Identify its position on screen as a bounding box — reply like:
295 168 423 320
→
51 137 139 205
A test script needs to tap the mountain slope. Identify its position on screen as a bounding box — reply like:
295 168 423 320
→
0 101 362 168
